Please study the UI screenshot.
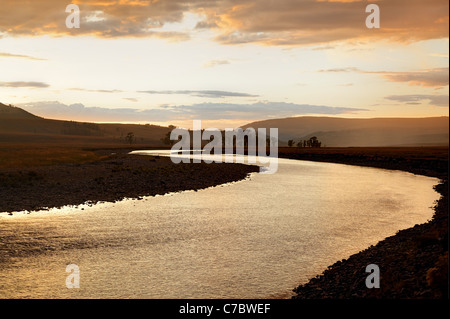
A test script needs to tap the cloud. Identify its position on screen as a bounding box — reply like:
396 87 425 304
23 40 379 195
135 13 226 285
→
0 52 47 61
18 100 368 122
69 88 123 93
318 67 361 73
430 53 450 58
18 101 172 122
385 94 449 107
312 45 336 51
137 90 258 98
68 87 254 98
337 83 354 87
123 97 138 102
0 81 50 88
195 19 220 30
164 101 369 119
0 0 193 40
207 0 449 45
379 68 449 88
202 59 230 68
318 67 449 87
0 0 447 45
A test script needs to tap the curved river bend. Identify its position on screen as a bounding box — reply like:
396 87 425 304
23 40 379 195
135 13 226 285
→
0 152 439 298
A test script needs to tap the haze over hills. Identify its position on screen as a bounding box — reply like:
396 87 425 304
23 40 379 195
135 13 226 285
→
243 116 449 147
0 103 171 145
1 102 448 147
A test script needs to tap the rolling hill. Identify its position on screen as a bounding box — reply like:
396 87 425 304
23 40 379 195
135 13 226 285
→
243 116 449 147
1 102 448 147
0 103 171 146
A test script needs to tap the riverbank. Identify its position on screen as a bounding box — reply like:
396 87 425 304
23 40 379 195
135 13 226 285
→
0 147 259 214
280 147 448 299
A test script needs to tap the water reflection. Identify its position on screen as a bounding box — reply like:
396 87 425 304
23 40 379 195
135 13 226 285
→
0 153 439 298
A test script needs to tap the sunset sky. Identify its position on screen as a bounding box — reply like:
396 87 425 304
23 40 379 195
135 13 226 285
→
0 0 448 128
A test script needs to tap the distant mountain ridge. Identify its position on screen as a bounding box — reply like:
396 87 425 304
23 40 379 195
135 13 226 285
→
243 116 449 147
1 103 448 147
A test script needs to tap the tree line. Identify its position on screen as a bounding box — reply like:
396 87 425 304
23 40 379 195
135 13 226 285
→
287 136 322 148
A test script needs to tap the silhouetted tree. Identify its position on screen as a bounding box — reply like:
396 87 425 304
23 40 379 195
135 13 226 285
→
125 132 135 144
288 139 295 147
161 125 177 146
295 137 322 148
308 136 321 148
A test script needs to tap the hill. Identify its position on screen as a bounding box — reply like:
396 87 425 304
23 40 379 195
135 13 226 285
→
243 116 449 147
0 103 39 120
2 103 448 147
0 103 171 146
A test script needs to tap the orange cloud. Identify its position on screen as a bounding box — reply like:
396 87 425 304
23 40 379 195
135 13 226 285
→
0 52 46 61
0 0 193 39
319 67 449 87
206 0 448 45
380 68 449 88
0 0 448 46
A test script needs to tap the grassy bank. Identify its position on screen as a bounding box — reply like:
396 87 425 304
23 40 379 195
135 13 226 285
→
0 144 173 170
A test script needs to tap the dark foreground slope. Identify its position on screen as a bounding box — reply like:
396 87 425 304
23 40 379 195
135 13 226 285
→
285 147 448 299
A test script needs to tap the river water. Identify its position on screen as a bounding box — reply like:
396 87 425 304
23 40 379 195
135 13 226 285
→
0 152 439 298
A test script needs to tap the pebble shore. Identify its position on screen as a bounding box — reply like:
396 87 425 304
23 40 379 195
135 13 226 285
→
0 151 259 214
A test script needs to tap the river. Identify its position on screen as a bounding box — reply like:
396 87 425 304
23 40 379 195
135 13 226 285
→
0 152 439 298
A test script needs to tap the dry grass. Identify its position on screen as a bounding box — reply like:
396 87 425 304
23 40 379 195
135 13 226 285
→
0 143 172 169
0 146 102 169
